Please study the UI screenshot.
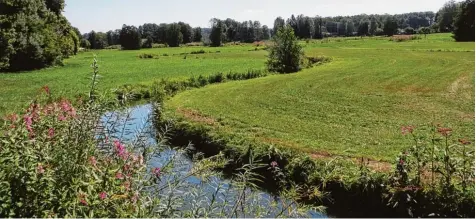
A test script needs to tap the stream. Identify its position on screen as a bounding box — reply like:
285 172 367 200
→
101 103 328 218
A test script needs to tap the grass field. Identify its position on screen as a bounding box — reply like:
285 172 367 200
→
165 33 475 162
1 33 474 162
0 45 267 114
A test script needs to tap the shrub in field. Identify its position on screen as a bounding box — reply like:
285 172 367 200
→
391 35 421 42
266 25 304 74
152 44 167 48
404 27 416 35
190 49 206 54
104 45 121 50
302 56 332 68
138 53 159 59
141 36 154 48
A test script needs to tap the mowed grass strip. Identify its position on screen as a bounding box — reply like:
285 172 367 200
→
167 34 475 162
0 45 266 114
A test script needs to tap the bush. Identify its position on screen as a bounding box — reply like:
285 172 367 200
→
80 39 91 49
404 27 416 35
152 43 167 48
138 53 159 59
190 49 206 54
142 36 153 48
302 56 332 68
266 25 304 73
104 45 121 50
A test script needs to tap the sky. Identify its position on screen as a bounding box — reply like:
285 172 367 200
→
64 0 449 33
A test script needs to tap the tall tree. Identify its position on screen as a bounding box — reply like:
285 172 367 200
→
369 17 378 35
452 0 475 41
166 23 183 47
192 27 202 42
178 22 193 44
436 0 459 32
262 25 270 40
209 19 225 46
273 17 285 35
358 20 369 36
120 25 141 50
267 25 303 73
383 17 398 36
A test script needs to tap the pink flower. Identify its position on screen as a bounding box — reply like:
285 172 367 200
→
114 140 127 160
24 115 33 132
116 172 124 179
123 181 131 191
152 167 161 177
400 125 414 135
270 161 278 167
131 192 139 203
48 128 55 138
58 115 66 121
99 192 107 200
89 156 97 167
104 136 109 143
437 127 452 137
42 85 50 95
37 164 45 174
80 199 88 206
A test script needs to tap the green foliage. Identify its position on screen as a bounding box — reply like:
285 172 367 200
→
0 0 77 71
266 25 304 73
418 27 432 37
437 0 459 32
166 23 183 47
120 25 141 50
192 27 202 42
80 39 91 49
210 19 225 47
178 22 193 44
404 27 416 35
141 36 153 48
452 0 475 42
383 17 399 36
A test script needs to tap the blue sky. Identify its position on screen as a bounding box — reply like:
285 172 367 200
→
64 0 449 33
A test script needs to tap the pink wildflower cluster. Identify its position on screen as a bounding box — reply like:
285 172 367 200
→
152 167 161 177
114 140 129 160
99 191 107 200
400 125 414 135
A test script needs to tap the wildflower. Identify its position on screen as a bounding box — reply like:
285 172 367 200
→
131 192 139 203
58 115 66 121
42 85 50 95
99 192 107 200
400 125 414 135
89 156 97 167
399 159 404 165
80 199 88 206
152 167 161 177
458 139 471 145
24 115 33 132
114 140 126 157
37 164 45 174
123 164 131 172
116 172 124 179
270 161 278 168
123 181 131 191
48 128 55 138
437 127 452 137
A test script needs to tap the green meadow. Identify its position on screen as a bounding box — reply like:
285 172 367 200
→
1 33 474 163
166 33 475 162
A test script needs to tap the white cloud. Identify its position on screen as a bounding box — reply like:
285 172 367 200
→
245 9 265 13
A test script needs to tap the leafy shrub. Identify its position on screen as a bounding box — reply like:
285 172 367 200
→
404 27 416 35
185 42 202 47
302 56 332 68
390 35 421 42
138 53 159 59
141 36 153 48
104 45 121 50
266 25 304 73
80 39 91 49
152 44 167 48
190 49 206 54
